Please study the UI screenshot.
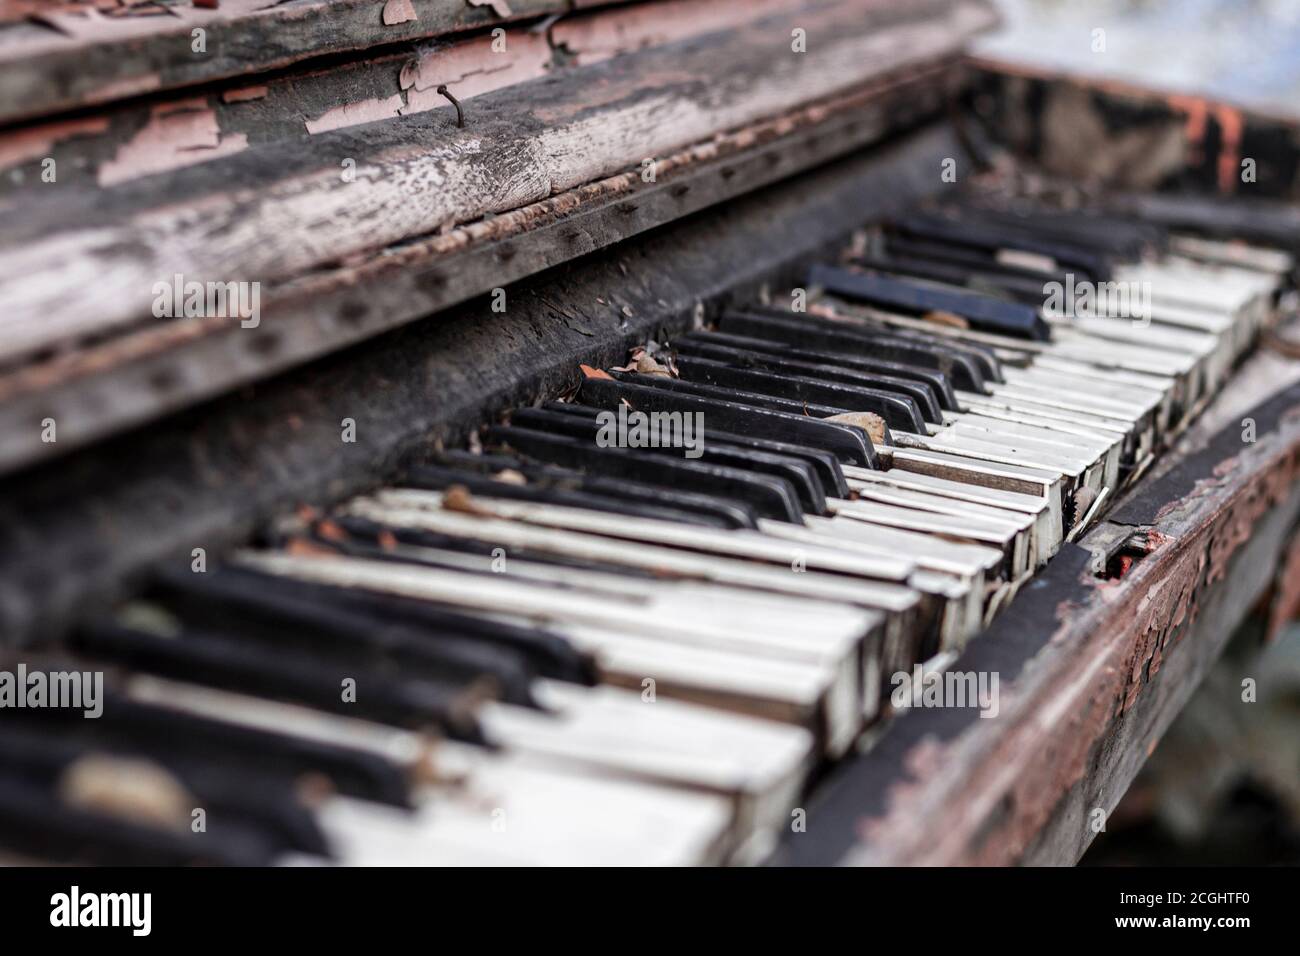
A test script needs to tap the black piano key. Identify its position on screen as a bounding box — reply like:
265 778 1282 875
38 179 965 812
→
329 513 658 582
859 239 1058 304
673 353 931 431
179 565 597 686
890 212 1112 280
0 725 331 858
680 330 961 411
487 425 807 522
672 337 944 423
508 406 827 514
577 373 878 466
808 264 1051 341
426 449 761 529
0 777 277 866
143 566 540 708
866 255 1052 307
406 461 730 528
879 232 1063 280
4 687 416 807
604 371 895 445
72 623 491 743
718 309 994 392
949 203 1166 258
746 301 1006 385
545 402 850 498
318 511 667 580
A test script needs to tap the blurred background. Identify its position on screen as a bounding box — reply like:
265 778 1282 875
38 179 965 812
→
979 0 1300 119
1083 624 1300 865
981 0 1300 865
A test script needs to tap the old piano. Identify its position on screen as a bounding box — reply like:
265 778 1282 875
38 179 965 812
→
1 0 1299 867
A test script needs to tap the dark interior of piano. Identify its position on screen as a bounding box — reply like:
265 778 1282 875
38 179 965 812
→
1 0 1298 880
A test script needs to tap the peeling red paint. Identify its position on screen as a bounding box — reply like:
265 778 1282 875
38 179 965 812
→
381 0 416 27
0 114 109 170
304 93 404 134
399 31 552 112
550 0 801 67
99 98 247 186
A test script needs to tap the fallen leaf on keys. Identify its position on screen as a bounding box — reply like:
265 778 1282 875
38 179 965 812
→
921 309 968 330
442 484 498 517
827 411 887 444
377 529 399 551
315 518 347 542
635 353 672 376
613 347 672 376
579 364 613 380
285 537 338 557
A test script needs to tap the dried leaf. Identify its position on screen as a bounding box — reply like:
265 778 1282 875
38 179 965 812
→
579 364 612 380
636 353 671 376
922 309 968 330
442 484 497 517
827 410 888 444
315 518 346 542
285 537 337 557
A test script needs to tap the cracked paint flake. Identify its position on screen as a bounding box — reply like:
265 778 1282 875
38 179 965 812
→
0 114 109 170
550 0 798 67
305 93 404 133
99 98 248 186
381 0 416 26
399 31 551 111
468 0 512 18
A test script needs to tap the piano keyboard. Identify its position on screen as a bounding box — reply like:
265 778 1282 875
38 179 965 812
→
5 198 1292 866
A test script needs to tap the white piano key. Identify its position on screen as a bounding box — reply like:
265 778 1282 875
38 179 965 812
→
375 487 914 582
336 496 914 610
237 550 867 751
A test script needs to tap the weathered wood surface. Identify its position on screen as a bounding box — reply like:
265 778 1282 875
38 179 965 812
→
0 63 960 477
0 0 995 369
773 337 1300 866
0 0 580 126
0 0 805 195
0 122 958 644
